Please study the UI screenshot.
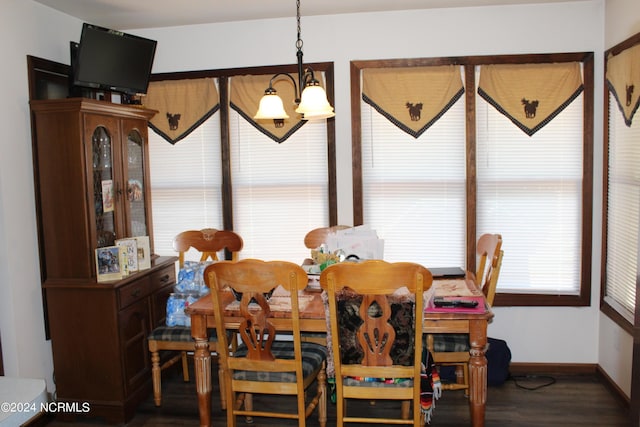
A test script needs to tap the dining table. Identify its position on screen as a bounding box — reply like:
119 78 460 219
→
185 271 494 427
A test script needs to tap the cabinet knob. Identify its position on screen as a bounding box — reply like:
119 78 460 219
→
159 274 170 284
131 288 141 297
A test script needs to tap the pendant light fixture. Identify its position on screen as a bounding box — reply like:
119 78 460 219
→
254 0 335 121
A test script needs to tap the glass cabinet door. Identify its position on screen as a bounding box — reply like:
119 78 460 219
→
126 130 148 237
92 126 116 247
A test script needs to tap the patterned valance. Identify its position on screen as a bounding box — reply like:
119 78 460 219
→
478 62 583 136
230 74 308 144
606 43 640 127
145 78 220 144
362 66 465 138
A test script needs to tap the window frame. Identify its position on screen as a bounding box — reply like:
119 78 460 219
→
351 52 594 307
601 33 640 333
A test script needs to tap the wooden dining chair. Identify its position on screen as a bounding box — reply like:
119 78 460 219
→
147 228 243 407
426 233 503 393
303 225 351 250
205 259 327 427
320 260 433 426
301 225 351 345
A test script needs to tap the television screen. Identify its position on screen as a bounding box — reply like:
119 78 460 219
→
72 23 157 95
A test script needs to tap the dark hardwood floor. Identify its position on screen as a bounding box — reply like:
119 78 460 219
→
46 359 630 427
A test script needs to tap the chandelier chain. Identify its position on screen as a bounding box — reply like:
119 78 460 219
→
296 0 303 51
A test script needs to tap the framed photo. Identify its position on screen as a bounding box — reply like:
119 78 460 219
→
95 246 124 282
101 179 114 213
135 235 151 270
116 238 138 274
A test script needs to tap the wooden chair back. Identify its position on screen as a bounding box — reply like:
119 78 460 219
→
304 225 351 249
205 259 326 426
475 233 503 305
208 259 307 361
172 228 244 267
320 260 432 426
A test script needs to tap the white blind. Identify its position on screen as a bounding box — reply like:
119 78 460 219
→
360 89 467 266
148 113 223 259
229 109 329 263
476 69 584 294
604 95 640 321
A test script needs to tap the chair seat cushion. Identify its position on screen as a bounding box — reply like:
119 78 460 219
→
148 325 219 342
343 377 413 388
430 333 470 352
232 341 327 383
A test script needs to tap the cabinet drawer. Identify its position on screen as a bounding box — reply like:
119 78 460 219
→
149 265 176 292
118 277 151 309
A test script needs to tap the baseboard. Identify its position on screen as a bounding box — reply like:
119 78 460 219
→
508 362 630 411
509 362 598 375
21 411 53 427
595 364 631 408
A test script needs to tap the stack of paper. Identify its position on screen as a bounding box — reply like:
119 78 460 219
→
325 224 384 260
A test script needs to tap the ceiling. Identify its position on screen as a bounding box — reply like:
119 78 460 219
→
33 0 578 30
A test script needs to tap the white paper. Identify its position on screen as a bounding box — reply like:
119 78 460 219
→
325 224 384 260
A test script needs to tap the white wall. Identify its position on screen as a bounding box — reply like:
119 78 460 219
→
0 0 81 391
4 0 629 398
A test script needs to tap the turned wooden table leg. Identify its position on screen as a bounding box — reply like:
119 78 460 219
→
192 313 212 427
468 319 488 427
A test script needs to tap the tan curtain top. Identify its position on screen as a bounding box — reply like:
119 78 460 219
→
362 66 465 138
606 43 640 127
145 78 220 144
478 62 583 136
230 74 307 144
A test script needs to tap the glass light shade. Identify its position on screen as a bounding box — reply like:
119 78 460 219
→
254 93 290 120
295 85 335 120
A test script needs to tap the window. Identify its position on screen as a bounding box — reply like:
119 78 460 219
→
229 109 330 261
602 34 640 330
148 113 223 258
352 53 593 306
148 65 336 264
476 74 584 295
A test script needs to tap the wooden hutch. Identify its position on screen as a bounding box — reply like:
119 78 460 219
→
30 98 177 423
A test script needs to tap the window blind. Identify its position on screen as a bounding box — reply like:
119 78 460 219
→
148 113 223 260
229 109 329 263
360 94 467 266
604 95 640 321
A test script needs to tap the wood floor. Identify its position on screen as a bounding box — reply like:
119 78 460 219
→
45 359 630 427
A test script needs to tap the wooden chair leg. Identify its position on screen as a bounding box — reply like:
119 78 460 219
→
463 363 470 397
181 351 190 382
401 400 411 419
245 393 253 423
150 350 162 407
217 357 226 410
317 365 327 427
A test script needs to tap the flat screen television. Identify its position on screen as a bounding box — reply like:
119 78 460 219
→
71 23 157 96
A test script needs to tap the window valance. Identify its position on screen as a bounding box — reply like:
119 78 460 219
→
606 43 640 127
230 74 308 144
477 62 583 136
145 78 220 145
362 65 465 138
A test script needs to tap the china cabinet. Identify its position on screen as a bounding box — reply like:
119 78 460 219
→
30 98 177 423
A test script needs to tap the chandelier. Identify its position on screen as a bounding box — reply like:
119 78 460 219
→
254 0 335 121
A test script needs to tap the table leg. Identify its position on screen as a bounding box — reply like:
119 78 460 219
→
192 315 212 427
468 319 488 427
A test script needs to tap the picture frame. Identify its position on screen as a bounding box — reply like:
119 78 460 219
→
135 235 151 270
101 179 114 213
116 238 138 274
95 246 125 282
